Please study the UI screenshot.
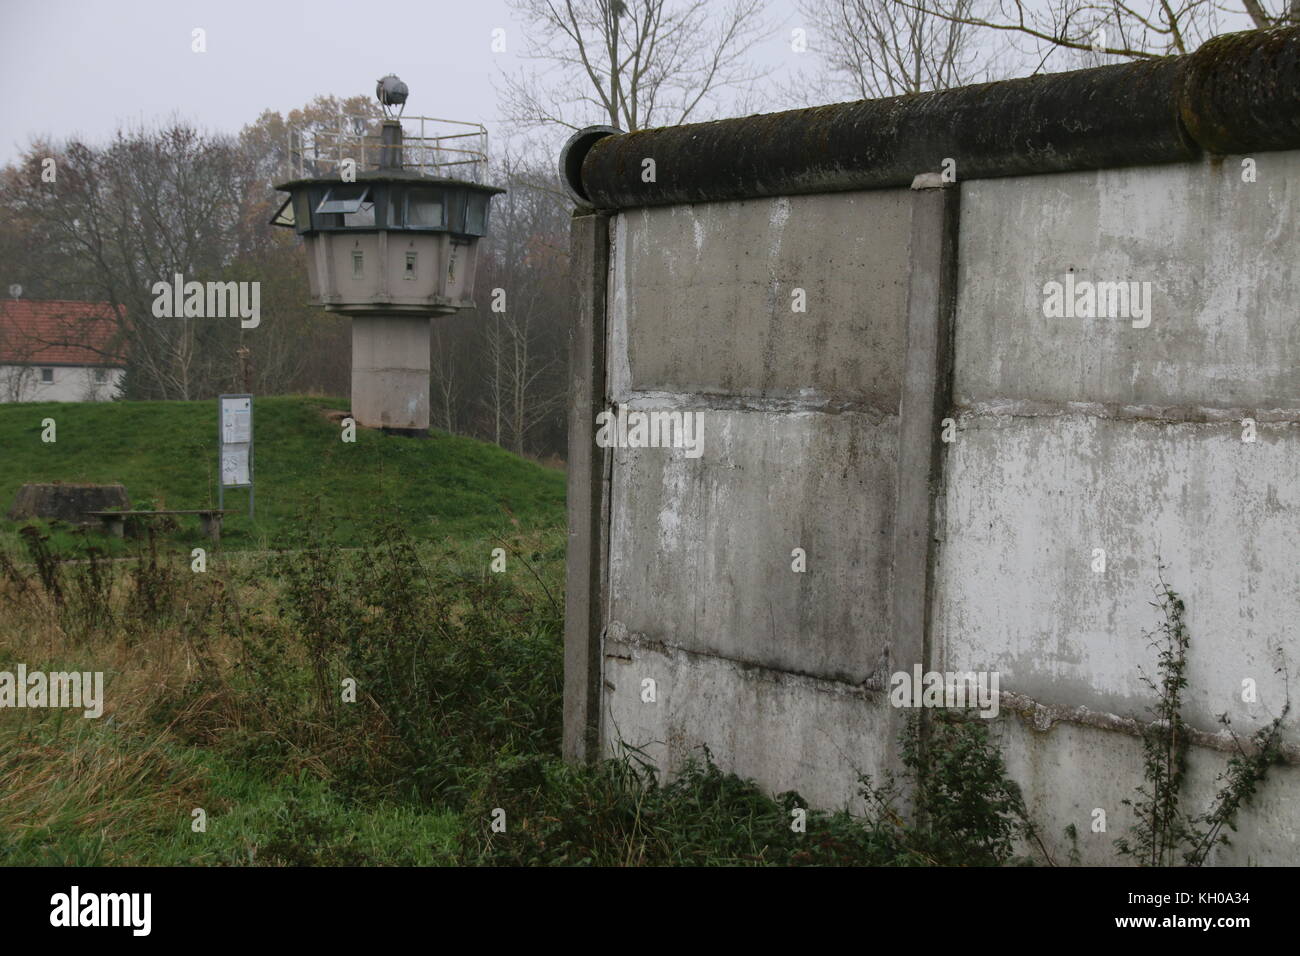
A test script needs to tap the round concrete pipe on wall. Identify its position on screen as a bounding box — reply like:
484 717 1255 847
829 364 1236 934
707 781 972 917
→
566 26 1300 211
573 57 1194 208
1180 26 1300 154
559 125 621 207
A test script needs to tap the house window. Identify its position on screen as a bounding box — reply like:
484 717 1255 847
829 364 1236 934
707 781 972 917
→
93 368 108 384
40 368 53 384
404 252 417 279
352 250 365 278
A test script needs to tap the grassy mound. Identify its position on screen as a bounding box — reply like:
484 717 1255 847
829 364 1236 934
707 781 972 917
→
0 396 565 550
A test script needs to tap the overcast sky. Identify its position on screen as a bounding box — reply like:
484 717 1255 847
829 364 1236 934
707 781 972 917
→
0 0 811 167
0 0 1261 169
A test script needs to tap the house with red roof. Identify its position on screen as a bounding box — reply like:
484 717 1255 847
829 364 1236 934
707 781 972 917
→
0 299 126 402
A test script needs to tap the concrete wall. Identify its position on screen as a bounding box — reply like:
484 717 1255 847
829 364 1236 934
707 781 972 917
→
575 150 1300 865
350 316 431 431
600 193 909 803
0 364 122 402
938 152 1300 863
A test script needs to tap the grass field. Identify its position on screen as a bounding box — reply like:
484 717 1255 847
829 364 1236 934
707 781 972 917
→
0 396 566 553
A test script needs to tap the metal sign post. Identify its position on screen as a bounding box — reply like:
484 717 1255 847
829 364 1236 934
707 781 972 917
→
218 394 254 519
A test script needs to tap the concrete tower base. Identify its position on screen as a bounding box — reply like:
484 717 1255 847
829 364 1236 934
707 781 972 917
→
350 314 433 434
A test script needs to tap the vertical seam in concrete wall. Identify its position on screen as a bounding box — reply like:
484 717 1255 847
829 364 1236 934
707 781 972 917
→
606 213 631 403
564 211 611 763
598 216 618 753
891 182 961 773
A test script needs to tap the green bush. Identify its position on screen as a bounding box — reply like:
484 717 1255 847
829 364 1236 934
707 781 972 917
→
250 523 564 807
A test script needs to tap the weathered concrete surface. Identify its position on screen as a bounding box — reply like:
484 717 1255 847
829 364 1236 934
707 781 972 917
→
931 151 1300 863
610 192 911 407
564 212 611 763
935 414 1300 742
998 716 1300 865
604 633 894 811
1180 26 1300 155
350 315 431 432
303 223 482 315
606 405 896 683
598 189 912 790
582 55 1192 209
579 139 1300 862
889 180 961 776
945 151 1300 745
954 152 1300 409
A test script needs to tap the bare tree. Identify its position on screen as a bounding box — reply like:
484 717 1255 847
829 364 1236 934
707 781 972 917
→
0 105 360 403
888 0 1298 67
501 0 774 132
0 303 40 402
239 94 382 198
473 156 570 455
478 296 566 454
491 3 777 457
491 2 775 456
2 125 256 400
430 321 465 433
797 0 1006 100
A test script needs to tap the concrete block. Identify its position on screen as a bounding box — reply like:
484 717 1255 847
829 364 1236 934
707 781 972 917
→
350 314 432 431
606 405 896 683
610 191 912 406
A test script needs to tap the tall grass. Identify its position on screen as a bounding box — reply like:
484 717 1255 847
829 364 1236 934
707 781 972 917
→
0 522 1040 867
0 522 561 864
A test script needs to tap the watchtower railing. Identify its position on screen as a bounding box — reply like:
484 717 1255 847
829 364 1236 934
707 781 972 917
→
286 114 489 182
